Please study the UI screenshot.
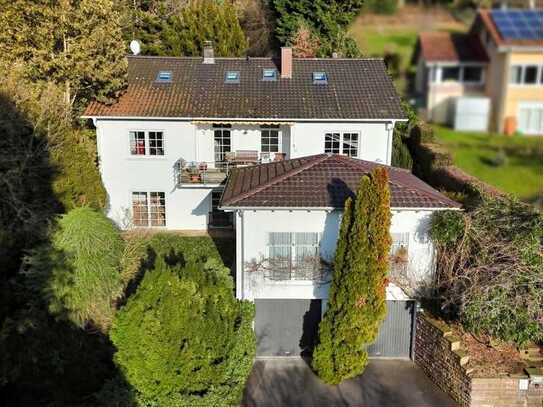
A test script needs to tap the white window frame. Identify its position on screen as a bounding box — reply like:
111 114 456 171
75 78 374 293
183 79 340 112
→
130 191 167 227
509 64 543 87
260 125 282 154
266 232 322 280
128 130 166 157
431 63 485 85
324 132 360 157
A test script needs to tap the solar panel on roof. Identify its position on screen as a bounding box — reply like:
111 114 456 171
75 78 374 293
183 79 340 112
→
491 9 543 41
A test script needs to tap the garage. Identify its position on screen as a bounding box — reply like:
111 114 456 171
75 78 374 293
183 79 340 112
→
255 299 415 359
368 300 416 358
255 299 322 357
518 103 543 135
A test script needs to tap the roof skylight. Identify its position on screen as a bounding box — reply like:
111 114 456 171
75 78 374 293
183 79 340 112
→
225 71 240 83
262 68 278 81
156 70 172 82
312 71 328 85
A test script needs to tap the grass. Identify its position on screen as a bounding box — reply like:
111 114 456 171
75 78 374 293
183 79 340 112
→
433 126 543 203
348 26 418 93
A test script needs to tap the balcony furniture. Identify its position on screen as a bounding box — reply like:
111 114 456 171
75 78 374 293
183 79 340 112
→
225 150 259 165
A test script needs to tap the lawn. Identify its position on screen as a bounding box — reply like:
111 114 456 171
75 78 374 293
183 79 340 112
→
433 126 543 203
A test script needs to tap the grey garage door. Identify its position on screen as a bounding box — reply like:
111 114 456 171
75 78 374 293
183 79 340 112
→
368 300 415 358
255 299 322 357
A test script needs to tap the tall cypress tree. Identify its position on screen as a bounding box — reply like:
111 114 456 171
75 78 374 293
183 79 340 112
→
312 168 391 384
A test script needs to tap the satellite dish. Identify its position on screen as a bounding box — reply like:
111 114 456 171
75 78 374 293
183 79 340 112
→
130 40 141 55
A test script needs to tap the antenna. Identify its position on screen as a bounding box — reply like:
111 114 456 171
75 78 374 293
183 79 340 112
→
130 40 141 56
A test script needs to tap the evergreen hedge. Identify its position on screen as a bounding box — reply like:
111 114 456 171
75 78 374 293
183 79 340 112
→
110 257 255 406
313 168 391 384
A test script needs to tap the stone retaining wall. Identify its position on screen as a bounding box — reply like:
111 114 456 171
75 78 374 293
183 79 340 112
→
414 312 543 407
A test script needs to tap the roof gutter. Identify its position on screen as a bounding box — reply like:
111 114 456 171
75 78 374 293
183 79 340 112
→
497 45 543 53
219 206 461 212
81 115 408 123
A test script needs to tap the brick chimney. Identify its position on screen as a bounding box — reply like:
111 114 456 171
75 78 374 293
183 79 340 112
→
203 41 214 64
281 47 292 79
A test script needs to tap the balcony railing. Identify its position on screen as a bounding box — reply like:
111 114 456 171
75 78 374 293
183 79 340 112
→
176 152 287 185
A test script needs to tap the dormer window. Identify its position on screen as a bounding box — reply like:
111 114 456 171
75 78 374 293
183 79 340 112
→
225 71 240 83
262 69 277 81
312 71 328 85
156 71 172 82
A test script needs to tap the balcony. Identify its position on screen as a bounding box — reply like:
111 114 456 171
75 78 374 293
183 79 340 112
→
176 151 286 186
261 256 330 282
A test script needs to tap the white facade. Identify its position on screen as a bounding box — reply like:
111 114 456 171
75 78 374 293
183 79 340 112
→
234 208 439 302
94 118 395 230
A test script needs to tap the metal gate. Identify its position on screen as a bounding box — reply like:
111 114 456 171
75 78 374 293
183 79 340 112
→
255 299 322 357
368 300 415 358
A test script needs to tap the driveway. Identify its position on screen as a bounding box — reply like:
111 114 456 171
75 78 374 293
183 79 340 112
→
243 359 457 407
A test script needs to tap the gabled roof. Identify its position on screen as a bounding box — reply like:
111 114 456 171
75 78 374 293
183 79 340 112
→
83 56 405 120
220 154 461 209
476 9 543 47
415 32 489 63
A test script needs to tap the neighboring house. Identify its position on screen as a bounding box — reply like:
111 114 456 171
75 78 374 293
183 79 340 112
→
414 8 543 134
219 154 461 358
83 47 405 230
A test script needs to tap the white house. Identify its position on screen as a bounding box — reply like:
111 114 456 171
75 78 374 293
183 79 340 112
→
82 46 406 231
219 154 460 357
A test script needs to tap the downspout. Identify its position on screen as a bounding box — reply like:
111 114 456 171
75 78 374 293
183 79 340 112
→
239 210 245 300
496 51 512 133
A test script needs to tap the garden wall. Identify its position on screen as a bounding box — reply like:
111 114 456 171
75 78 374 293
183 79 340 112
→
415 312 543 407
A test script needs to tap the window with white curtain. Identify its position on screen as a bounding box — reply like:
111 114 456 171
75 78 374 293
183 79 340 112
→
266 232 321 280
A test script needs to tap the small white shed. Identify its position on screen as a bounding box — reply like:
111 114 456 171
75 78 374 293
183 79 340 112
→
453 97 490 132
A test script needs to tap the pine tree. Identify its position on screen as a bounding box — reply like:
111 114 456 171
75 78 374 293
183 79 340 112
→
160 0 248 57
312 168 391 384
0 0 127 112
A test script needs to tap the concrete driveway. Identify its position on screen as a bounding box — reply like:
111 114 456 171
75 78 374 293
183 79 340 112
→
243 359 457 407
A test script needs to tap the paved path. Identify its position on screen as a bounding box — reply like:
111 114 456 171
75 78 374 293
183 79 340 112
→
243 359 458 407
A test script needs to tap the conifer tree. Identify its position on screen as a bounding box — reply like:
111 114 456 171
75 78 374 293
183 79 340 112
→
0 0 127 111
312 168 391 384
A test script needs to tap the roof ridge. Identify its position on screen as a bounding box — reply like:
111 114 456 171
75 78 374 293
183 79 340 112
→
223 154 329 206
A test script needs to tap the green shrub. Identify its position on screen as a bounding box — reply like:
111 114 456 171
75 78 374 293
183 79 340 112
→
313 168 391 384
26 207 124 331
365 0 397 15
431 198 543 345
391 131 413 169
52 129 107 210
110 257 255 406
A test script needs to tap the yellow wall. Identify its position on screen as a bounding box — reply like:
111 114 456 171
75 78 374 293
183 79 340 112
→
504 53 543 119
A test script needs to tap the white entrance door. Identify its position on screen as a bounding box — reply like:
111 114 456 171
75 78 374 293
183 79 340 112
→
518 103 543 135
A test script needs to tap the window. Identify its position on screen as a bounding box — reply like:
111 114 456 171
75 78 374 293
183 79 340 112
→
266 232 321 280
213 124 231 164
148 131 164 156
132 191 166 227
129 131 164 156
225 71 240 83
342 133 359 157
324 133 340 154
442 67 460 82
463 66 483 83
325 132 359 156
312 71 328 85
156 71 172 82
510 65 543 85
261 125 280 153
130 131 146 155
524 65 539 84
262 69 277 81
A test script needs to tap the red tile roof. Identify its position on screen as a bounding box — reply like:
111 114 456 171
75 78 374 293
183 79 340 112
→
416 32 489 63
83 56 405 120
220 154 461 209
